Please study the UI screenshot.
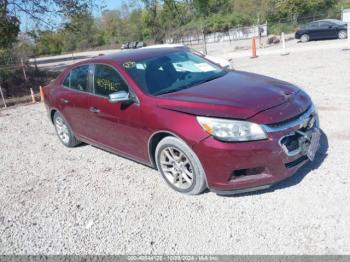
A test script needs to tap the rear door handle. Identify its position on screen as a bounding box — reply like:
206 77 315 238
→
60 98 69 104
89 107 100 113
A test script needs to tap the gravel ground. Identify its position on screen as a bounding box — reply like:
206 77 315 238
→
1 40 350 255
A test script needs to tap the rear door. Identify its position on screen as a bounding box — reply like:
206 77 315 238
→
58 64 92 138
87 63 147 161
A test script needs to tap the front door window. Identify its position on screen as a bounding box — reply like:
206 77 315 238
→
93 64 129 97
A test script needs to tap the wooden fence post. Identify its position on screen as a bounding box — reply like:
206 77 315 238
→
0 83 7 108
30 88 35 103
202 29 208 55
20 57 28 82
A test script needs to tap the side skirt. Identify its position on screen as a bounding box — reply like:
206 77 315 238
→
77 135 154 169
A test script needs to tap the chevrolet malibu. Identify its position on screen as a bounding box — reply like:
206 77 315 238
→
43 47 320 195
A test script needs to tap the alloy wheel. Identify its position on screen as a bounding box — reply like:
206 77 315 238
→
339 31 347 39
55 116 70 144
159 147 194 190
301 34 309 43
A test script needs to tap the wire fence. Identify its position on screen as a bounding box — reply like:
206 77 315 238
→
265 8 344 32
0 50 57 108
0 8 347 108
166 23 268 45
166 8 345 45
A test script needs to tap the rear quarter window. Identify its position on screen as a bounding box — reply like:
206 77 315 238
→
63 65 90 92
319 21 331 28
63 73 70 87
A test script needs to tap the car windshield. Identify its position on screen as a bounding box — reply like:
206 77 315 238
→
122 51 227 96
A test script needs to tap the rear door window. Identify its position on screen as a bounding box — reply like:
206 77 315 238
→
63 65 90 92
93 64 129 97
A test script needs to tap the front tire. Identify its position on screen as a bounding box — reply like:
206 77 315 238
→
53 112 80 147
338 30 347 40
155 136 207 195
300 34 310 43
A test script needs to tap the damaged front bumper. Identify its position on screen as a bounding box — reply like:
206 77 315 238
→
193 105 321 195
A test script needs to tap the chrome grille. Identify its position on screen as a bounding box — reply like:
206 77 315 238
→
262 104 318 133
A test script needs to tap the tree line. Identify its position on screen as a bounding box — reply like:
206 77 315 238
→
0 0 349 101
1 0 350 57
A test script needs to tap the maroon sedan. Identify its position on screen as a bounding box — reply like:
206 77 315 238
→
43 47 320 195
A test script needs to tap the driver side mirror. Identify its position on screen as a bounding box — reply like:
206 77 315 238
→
109 90 130 103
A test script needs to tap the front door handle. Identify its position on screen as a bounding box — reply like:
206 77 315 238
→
89 107 100 113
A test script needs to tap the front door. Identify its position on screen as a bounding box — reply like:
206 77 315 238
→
87 63 149 161
318 21 338 38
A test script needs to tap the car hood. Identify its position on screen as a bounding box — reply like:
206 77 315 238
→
156 71 312 124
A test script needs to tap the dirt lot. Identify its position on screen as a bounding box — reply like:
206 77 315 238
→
1 40 350 254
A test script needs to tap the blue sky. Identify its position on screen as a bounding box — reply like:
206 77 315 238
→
103 0 124 10
20 0 128 31
98 0 144 14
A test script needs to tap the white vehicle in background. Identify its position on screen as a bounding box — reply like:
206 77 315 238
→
342 8 350 23
142 44 233 70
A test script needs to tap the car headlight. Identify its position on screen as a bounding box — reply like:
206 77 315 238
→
197 116 267 142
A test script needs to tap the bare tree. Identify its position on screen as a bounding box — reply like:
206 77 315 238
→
1 0 97 29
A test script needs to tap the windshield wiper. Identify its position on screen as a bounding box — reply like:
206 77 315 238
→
154 87 184 96
195 71 227 85
181 72 227 89
154 71 228 96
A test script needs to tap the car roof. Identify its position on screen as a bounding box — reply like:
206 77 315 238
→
142 44 185 49
89 47 186 65
313 19 344 24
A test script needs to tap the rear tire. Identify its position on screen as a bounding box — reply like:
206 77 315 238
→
338 30 347 40
300 34 310 43
155 136 207 195
53 112 80 147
